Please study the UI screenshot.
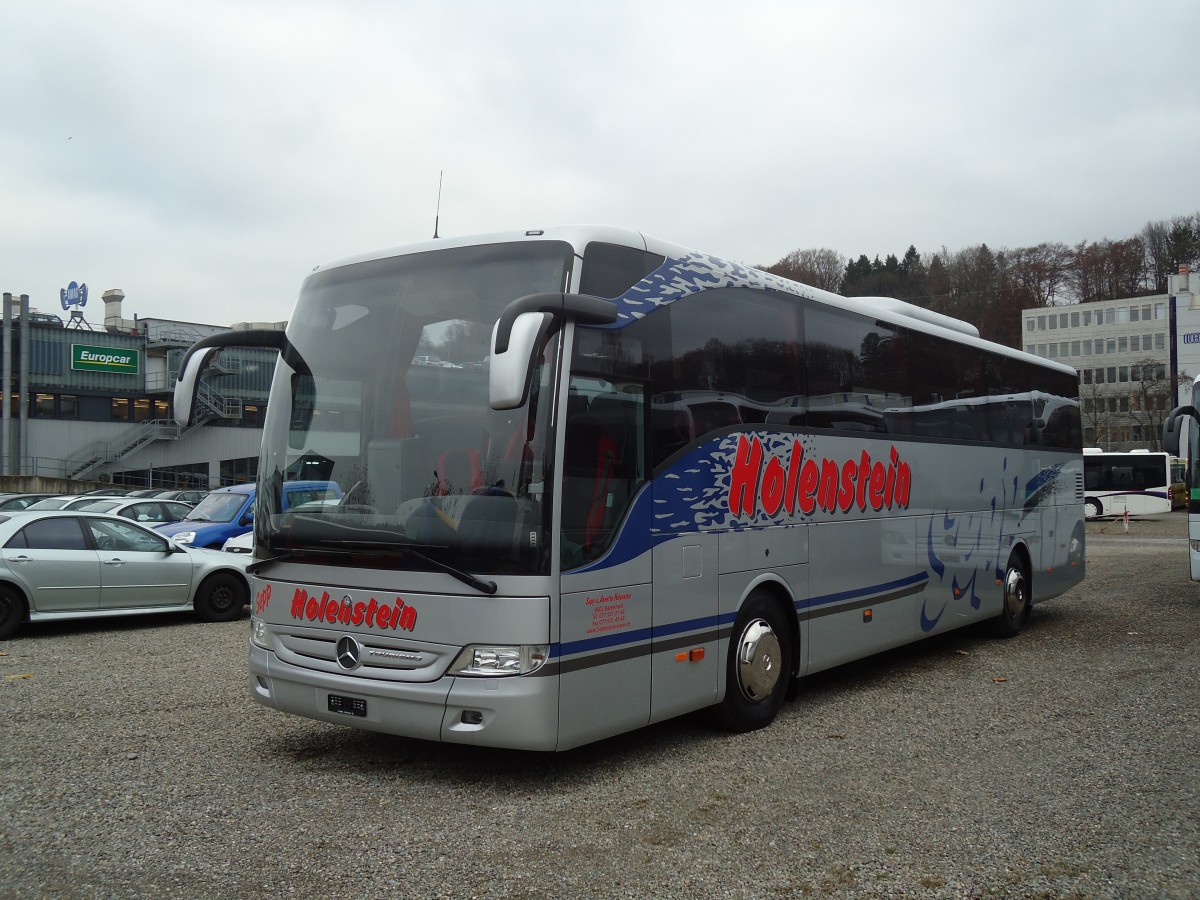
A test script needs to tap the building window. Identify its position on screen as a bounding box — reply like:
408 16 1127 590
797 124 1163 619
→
1060 342 1068 357
60 395 78 420
133 398 154 423
1037 344 1047 356
1117 307 1128 324
1083 339 1092 355
1118 336 1128 353
220 456 258 487
1131 336 1140 352
1048 316 1057 330
1048 344 1058 358
1130 306 1139 322
1095 368 1105 384
1156 334 1165 350
33 394 55 418
1026 319 1035 332
1071 312 1080 327
1155 303 1165 320
1082 369 1093 384
1060 313 1068 328
1105 309 1116 325
1107 339 1116 354
1037 315 1045 330
1142 304 1151 320
1071 341 1080 356
1107 367 1117 383
111 398 131 422
1083 311 1092 326
1119 366 1128 382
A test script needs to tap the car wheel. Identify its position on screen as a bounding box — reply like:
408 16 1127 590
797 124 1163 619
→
0 585 27 640
987 553 1030 639
713 589 792 732
194 573 248 623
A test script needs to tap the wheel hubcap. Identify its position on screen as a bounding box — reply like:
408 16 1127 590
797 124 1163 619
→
736 619 782 702
1004 567 1027 619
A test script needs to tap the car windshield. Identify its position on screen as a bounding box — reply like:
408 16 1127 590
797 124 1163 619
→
185 491 248 523
253 240 572 577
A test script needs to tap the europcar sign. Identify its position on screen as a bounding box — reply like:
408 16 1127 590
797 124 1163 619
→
71 343 140 374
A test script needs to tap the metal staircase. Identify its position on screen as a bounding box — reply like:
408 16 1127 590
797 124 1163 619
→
65 380 242 481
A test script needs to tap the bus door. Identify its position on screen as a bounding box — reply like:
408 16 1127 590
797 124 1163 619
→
557 382 653 747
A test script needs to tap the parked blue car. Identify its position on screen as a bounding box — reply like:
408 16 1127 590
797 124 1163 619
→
154 481 342 549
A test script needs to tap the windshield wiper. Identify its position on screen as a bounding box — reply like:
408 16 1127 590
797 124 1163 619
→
311 538 498 595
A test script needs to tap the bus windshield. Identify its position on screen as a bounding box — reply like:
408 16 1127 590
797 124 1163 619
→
255 240 572 577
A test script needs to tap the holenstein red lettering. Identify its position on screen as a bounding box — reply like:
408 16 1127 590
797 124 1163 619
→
289 587 417 632
727 435 912 519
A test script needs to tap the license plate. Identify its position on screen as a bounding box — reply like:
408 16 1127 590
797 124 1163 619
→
327 694 367 717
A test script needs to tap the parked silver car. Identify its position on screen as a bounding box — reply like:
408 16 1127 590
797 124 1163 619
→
74 498 195 524
0 510 251 640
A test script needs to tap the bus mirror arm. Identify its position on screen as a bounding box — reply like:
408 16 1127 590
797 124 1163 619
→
489 293 618 411
1162 405 1199 456
173 329 290 427
492 293 617 355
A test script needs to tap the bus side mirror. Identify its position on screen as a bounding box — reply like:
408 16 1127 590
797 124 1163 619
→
489 312 552 410
1163 406 1199 456
173 328 289 426
489 292 618 411
174 346 222 427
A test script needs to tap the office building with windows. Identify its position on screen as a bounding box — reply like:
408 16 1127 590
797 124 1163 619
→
1022 294 1171 449
1 289 280 489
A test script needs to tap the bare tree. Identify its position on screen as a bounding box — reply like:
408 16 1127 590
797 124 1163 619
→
1004 242 1072 308
762 247 846 293
1128 358 1184 451
1080 379 1116 449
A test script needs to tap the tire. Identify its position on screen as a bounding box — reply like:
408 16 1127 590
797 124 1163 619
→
193 573 249 623
1084 498 1102 519
0 585 26 640
714 590 793 732
987 554 1030 639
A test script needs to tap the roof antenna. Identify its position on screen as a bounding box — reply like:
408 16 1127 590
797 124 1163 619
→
432 170 443 239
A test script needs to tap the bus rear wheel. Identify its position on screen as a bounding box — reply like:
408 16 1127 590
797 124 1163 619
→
714 591 792 732
988 555 1030 639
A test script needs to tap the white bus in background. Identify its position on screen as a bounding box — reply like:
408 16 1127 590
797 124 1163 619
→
173 225 1086 751
1081 448 1173 518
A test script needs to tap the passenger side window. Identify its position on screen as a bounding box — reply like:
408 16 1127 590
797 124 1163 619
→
86 519 170 553
9 517 89 550
804 304 908 433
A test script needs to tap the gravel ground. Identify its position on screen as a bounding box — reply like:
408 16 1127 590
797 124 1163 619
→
2 512 1197 899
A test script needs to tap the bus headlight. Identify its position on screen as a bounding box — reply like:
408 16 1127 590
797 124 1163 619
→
250 615 269 649
450 644 549 676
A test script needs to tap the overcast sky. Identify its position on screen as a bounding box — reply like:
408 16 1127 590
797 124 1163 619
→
2 0 1197 327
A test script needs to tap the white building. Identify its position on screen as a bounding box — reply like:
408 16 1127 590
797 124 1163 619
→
1022 294 1171 449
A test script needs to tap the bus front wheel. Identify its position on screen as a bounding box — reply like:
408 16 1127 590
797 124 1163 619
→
988 555 1030 639
1084 498 1102 519
714 591 792 732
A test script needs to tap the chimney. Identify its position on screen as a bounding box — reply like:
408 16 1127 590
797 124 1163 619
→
103 289 137 334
